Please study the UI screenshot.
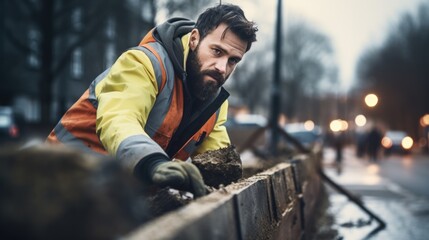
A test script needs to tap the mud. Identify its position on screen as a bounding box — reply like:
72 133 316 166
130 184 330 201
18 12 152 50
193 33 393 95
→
0 144 292 239
192 145 242 188
0 145 151 240
145 188 192 217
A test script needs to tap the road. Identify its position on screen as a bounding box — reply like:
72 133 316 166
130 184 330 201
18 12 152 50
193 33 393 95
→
378 153 429 199
323 147 429 240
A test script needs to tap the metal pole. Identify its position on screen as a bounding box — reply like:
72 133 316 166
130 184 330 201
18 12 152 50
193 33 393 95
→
270 0 283 155
318 169 387 230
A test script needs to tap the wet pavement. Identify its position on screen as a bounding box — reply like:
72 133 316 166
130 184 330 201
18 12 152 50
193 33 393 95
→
322 147 429 240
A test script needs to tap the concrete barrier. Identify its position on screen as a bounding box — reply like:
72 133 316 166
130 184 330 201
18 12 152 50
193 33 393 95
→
126 152 324 240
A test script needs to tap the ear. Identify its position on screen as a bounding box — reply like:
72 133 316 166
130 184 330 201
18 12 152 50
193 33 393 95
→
189 29 200 51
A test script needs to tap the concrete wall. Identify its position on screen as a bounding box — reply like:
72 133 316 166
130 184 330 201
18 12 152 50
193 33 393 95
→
125 152 324 240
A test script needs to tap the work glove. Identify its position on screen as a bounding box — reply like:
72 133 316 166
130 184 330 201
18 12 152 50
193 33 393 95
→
149 161 207 198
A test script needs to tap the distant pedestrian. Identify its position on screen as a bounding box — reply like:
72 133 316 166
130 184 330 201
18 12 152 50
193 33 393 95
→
355 128 367 158
334 132 345 164
328 131 345 174
367 126 382 162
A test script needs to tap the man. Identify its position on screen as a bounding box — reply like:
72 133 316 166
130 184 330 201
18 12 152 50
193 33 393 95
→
47 4 257 198
367 126 382 162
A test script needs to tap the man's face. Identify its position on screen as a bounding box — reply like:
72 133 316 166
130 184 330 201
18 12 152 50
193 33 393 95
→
187 23 247 101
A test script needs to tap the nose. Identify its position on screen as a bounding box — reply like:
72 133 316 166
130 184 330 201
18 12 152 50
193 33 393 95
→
214 58 227 75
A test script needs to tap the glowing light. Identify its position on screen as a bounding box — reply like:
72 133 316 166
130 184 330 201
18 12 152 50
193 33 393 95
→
330 119 348 132
341 120 349 131
367 164 379 174
365 93 378 107
401 136 413 150
330 119 342 132
420 114 429 127
363 164 382 185
355 114 366 127
402 157 412 168
304 120 315 131
381 137 392 148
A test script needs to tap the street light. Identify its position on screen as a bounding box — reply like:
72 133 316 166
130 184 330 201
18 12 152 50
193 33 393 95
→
365 93 378 107
330 119 348 132
304 120 315 131
420 114 429 127
355 114 367 127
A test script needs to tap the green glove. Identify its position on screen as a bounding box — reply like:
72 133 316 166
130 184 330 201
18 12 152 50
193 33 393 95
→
150 161 207 198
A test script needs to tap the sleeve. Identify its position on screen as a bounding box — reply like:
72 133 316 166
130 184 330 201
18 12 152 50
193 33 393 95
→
192 100 231 156
95 49 169 169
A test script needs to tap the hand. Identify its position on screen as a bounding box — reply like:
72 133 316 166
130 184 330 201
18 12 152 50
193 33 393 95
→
150 161 207 198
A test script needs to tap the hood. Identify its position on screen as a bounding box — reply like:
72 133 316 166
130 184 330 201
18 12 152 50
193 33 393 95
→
152 17 195 77
152 18 228 108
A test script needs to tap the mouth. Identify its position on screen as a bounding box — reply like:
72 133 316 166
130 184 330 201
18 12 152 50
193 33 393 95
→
206 75 218 83
205 73 224 87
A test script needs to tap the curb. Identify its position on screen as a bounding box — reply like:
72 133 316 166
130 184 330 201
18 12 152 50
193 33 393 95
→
126 153 324 240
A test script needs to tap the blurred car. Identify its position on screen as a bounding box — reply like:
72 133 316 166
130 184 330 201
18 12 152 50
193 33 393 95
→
225 114 267 128
225 114 267 147
381 130 413 155
284 123 324 150
0 106 20 143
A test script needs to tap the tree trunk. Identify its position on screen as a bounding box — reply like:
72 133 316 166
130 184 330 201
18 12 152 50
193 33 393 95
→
39 0 54 123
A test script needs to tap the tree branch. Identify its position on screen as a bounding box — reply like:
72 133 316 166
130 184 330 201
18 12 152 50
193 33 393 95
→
52 3 111 77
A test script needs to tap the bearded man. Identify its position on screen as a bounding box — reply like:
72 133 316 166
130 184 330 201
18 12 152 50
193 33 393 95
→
47 4 257 198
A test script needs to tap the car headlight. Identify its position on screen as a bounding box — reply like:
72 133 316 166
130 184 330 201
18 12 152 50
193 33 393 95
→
381 137 392 148
401 136 413 150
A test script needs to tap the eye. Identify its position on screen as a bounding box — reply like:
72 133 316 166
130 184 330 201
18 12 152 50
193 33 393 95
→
229 58 240 65
212 48 221 56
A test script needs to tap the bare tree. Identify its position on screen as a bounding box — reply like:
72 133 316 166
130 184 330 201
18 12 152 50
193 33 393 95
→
281 19 337 121
3 0 157 123
356 2 429 138
157 0 217 20
227 17 337 123
228 47 272 114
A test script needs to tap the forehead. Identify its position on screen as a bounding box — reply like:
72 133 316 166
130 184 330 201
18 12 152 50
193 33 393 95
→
201 23 247 57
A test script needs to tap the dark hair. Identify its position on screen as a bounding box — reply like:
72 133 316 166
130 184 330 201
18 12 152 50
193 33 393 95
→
195 4 258 52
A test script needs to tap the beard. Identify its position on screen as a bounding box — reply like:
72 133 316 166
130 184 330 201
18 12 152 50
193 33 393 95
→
186 47 226 101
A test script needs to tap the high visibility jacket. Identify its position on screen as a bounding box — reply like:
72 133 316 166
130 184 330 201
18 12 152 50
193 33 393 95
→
47 18 231 169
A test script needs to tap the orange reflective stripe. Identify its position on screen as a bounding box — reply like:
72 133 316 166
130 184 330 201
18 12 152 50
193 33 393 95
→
201 114 217 133
144 44 167 93
174 150 189 161
46 130 59 143
60 90 107 154
139 29 156 46
152 77 184 150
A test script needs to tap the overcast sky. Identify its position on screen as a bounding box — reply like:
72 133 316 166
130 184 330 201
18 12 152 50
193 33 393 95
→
226 0 426 92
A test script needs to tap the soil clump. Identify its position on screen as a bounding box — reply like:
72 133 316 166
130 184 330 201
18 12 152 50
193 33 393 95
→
192 145 242 188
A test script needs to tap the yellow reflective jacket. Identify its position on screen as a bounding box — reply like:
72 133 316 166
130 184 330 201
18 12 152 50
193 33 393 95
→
47 18 230 169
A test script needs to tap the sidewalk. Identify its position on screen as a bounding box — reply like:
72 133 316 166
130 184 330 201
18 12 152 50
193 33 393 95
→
322 147 429 240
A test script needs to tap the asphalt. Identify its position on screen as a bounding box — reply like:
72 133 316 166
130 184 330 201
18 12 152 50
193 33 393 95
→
322 147 429 240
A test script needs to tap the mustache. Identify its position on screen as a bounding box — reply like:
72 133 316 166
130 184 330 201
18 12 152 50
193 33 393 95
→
202 70 225 86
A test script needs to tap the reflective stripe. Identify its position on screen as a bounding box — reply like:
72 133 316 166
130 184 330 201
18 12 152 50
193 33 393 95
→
52 121 106 158
151 76 183 150
130 46 164 95
145 42 176 93
116 134 168 169
141 42 178 139
215 108 221 123
49 90 107 155
183 139 199 156
88 68 110 108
